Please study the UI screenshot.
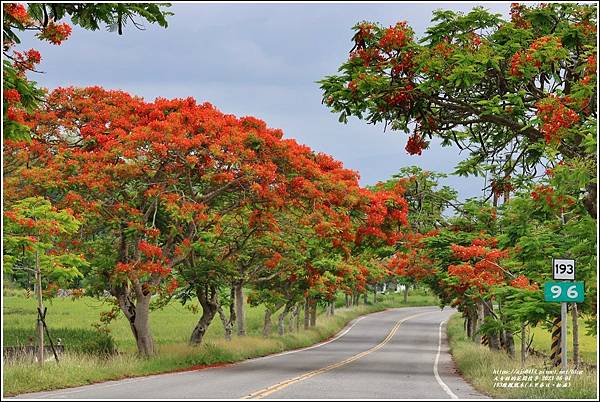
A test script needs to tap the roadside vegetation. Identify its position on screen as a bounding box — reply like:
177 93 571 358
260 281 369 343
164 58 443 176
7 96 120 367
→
447 313 597 399
3 287 437 396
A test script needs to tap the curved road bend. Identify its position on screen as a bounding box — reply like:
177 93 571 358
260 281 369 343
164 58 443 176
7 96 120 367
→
13 306 488 399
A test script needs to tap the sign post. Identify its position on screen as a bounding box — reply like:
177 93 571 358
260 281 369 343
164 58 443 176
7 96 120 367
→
561 302 567 371
545 258 579 371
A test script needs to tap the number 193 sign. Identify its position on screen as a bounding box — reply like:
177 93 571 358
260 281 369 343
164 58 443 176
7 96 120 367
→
552 258 575 280
544 282 584 302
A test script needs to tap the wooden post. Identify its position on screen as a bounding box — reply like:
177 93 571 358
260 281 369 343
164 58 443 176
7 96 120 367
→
35 251 44 366
572 302 579 369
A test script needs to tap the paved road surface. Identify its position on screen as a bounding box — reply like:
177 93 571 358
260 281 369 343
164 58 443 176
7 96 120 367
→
13 306 488 399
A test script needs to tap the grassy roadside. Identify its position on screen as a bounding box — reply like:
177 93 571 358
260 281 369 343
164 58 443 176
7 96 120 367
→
446 313 597 399
527 322 596 366
3 290 437 396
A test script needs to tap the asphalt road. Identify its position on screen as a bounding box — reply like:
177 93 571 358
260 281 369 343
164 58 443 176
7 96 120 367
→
14 306 488 399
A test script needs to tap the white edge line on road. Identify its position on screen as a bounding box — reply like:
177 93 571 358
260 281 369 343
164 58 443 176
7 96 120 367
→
434 320 459 399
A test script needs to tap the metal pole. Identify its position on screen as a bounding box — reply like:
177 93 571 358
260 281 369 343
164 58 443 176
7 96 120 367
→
561 302 568 371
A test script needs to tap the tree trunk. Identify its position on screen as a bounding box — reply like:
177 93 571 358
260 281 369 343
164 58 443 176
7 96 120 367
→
190 285 219 345
234 282 245 336
295 303 301 332
133 294 154 356
216 300 234 341
278 302 292 336
474 301 484 344
217 305 233 341
468 311 477 341
373 289 377 304
329 302 335 316
288 303 298 333
403 285 408 303
114 284 155 356
363 292 368 304
309 300 317 327
584 181 596 219
521 322 527 367
345 294 350 308
263 309 273 337
111 224 154 357
483 301 501 350
572 302 580 368
504 330 515 358
304 298 310 330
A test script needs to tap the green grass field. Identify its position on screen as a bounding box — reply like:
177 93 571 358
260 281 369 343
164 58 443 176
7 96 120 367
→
526 323 596 366
446 313 597 399
3 288 437 396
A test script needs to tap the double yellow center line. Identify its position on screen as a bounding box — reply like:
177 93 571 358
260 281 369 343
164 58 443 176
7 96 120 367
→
243 310 434 399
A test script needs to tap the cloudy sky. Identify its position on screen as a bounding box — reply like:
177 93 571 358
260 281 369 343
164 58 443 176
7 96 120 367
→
19 1 512 200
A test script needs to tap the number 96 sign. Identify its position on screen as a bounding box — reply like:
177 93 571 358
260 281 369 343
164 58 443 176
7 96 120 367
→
544 282 584 302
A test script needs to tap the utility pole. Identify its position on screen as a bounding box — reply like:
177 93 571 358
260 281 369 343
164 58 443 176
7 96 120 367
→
35 250 44 366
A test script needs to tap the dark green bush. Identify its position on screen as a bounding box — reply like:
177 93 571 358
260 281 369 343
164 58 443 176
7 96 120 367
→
3 327 117 355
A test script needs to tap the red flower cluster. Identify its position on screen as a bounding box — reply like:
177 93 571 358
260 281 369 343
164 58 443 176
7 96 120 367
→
387 85 413 107
166 278 178 294
451 244 488 260
349 48 383 67
469 32 482 48
405 133 426 155
581 54 596 87
530 185 576 210
4 3 31 25
535 95 579 143
510 274 538 290
265 252 283 269
37 22 72 45
12 49 42 73
433 41 454 58
510 3 530 29
490 178 513 197
574 19 597 38
379 22 412 51
510 36 563 77
138 240 163 259
4 89 21 104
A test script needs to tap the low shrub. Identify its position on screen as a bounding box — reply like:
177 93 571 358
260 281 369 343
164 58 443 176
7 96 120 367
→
4 327 117 356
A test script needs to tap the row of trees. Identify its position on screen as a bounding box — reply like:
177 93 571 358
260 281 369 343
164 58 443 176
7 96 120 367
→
3 85 414 356
2 2 413 360
319 3 597 366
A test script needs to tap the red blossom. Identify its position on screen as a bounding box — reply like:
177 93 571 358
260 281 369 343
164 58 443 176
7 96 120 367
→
37 22 72 45
4 3 31 25
4 89 21 104
405 134 426 155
